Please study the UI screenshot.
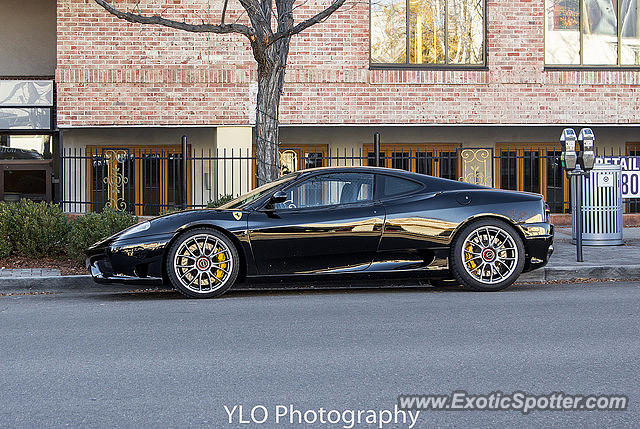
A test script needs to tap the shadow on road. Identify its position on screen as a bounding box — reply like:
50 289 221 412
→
10 280 607 303
85 283 471 302
86 280 617 302
85 280 614 302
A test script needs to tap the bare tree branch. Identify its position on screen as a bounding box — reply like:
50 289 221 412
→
93 0 349 184
221 0 229 24
292 0 311 13
94 0 255 38
269 0 347 45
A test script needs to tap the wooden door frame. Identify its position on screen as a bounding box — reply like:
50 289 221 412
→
362 143 462 178
495 143 570 209
86 144 191 215
251 144 330 188
625 143 640 213
626 142 640 155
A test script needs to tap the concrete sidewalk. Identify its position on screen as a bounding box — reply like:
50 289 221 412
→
519 227 640 281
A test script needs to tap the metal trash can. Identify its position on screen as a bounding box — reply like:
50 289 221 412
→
571 164 623 246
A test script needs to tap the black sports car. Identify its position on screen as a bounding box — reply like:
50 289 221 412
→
86 167 553 298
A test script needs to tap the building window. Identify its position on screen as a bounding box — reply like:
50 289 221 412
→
416 152 434 175
271 145 329 176
438 151 458 180
545 0 640 66
363 143 460 178
0 80 54 131
367 152 386 166
370 0 485 66
392 152 410 170
496 144 570 213
305 152 324 169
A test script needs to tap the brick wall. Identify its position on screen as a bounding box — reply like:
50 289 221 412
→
56 0 640 127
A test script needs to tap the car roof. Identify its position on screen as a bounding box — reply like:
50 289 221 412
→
295 166 487 191
298 165 423 178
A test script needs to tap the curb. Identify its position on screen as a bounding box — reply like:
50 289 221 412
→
0 275 163 295
518 265 640 282
1 266 640 295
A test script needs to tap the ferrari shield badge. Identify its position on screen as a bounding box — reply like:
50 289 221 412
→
233 211 243 220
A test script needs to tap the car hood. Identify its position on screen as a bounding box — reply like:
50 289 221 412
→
89 209 249 249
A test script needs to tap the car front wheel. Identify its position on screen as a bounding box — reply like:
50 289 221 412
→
450 219 525 292
166 228 239 298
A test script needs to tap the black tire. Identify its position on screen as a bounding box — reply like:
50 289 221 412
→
166 228 240 298
450 219 525 292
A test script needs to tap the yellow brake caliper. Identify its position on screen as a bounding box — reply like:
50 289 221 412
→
465 243 480 275
216 247 227 279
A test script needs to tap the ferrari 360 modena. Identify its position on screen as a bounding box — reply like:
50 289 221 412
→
86 167 554 298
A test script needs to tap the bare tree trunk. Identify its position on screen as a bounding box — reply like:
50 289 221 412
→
93 0 348 186
254 39 290 186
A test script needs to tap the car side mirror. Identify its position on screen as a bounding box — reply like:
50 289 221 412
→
269 191 287 205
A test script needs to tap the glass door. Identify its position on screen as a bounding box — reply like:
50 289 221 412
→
90 148 135 213
88 145 189 215
496 144 570 213
363 143 461 179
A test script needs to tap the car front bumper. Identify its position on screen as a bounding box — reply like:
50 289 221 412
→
86 233 174 284
520 222 554 272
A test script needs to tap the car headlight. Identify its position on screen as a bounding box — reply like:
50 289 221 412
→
120 221 151 238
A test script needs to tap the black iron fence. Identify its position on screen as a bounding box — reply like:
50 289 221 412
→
60 146 253 215
59 144 639 215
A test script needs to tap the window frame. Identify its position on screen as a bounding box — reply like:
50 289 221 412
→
369 0 489 69
272 171 377 212
0 79 56 132
544 0 640 69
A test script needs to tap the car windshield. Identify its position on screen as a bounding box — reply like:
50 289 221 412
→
217 173 298 210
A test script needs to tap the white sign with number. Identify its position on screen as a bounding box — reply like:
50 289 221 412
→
596 157 640 198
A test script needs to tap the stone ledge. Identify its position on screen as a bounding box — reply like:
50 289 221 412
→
0 268 61 278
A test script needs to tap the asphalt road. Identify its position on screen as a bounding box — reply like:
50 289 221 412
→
1 281 639 428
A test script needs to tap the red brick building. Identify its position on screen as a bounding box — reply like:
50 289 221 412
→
2 0 640 214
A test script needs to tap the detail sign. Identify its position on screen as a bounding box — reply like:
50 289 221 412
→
596 157 640 198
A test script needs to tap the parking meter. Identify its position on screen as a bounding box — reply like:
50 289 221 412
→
578 128 595 171
560 128 578 171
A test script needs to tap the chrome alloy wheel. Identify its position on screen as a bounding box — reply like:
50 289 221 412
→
460 226 518 285
173 233 234 293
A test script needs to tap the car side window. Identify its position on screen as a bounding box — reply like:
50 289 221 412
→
275 173 374 210
376 175 423 199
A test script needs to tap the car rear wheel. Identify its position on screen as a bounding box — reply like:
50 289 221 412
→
166 228 239 298
450 219 525 292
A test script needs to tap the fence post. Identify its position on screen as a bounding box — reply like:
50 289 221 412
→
181 135 188 209
374 132 381 167
58 129 64 207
